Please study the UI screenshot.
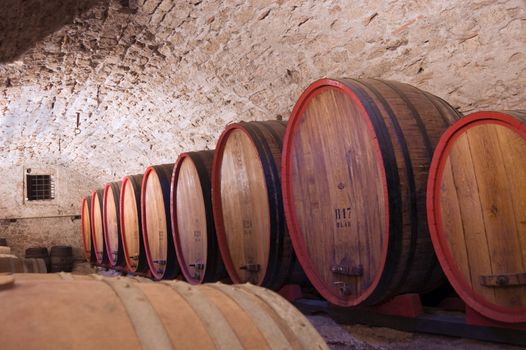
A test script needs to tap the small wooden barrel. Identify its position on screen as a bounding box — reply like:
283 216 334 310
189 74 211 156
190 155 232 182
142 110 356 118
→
25 247 50 271
170 151 226 284
81 195 95 263
282 78 461 306
0 274 327 349
427 110 526 323
212 121 302 290
141 164 179 280
0 256 47 273
50 246 74 272
120 174 149 273
23 258 48 273
91 189 107 265
104 181 125 268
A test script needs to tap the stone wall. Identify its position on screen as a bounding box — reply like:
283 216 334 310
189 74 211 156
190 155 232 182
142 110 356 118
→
0 0 524 256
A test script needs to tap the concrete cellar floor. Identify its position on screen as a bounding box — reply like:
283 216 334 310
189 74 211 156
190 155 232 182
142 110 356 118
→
308 315 522 350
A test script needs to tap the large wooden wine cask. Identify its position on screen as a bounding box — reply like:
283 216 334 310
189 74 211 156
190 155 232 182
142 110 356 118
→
91 189 108 265
104 181 125 267
171 151 226 284
141 164 179 280
212 121 302 290
282 78 462 306
0 274 327 350
427 110 526 323
120 174 149 273
81 195 95 263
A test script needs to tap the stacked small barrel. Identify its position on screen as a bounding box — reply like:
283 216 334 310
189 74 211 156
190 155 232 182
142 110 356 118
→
0 239 72 274
80 78 525 328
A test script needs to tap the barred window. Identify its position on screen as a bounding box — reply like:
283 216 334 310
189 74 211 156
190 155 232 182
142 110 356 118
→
26 175 55 201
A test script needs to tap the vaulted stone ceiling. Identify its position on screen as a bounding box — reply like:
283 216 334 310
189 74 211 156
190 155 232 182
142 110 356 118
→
0 0 525 183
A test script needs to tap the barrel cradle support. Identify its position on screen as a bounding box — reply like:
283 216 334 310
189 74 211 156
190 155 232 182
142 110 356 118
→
277 284 303 302
465 306 526 331
296 298 526 346
360 293 424 318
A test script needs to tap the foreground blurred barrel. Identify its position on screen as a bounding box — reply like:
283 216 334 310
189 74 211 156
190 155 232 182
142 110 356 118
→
0 274 327 349
81 196 95 263
104 181 124 268
120 174 149 273
142 164 179 280
428 110 526 323
91 189 107 264
282 78 461 306
171 151 226 284
212 121 302 290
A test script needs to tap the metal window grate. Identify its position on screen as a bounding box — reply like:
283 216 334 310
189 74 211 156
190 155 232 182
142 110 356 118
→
26 175 55 201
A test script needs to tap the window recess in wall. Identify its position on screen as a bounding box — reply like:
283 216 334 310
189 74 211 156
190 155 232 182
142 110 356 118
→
26 173 55 201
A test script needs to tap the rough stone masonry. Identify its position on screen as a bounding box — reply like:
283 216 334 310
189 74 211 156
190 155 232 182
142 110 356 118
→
0 0 524 257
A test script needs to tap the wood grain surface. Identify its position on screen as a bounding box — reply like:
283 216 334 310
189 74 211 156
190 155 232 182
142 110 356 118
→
176 156 208 280
91 189 106 264
104 182 123 267
171 151 225 284
213 121 301 289
120 174 149 273
220 128 270 284
429 110 526 323
81 196 92 262
141 164 179 280
282 78 461 306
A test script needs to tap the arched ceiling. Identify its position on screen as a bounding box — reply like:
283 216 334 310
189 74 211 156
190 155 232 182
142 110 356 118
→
0 0 524 184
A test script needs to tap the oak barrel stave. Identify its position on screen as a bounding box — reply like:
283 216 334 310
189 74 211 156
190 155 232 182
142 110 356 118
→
120 174 149 273
171 151 227 284
427 110 526 323
282 78 461 306
212 120 304 290
141 164 180 280
104 181 125 268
